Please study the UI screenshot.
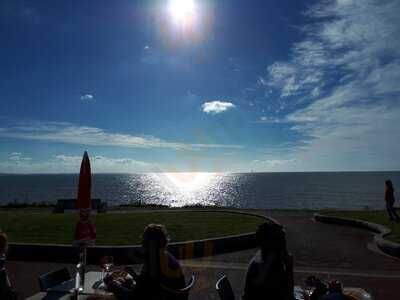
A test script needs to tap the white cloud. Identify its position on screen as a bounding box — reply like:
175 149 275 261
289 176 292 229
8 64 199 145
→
8 152 31 161
202 101 236 114
260 0 400 102
0 121 243 150
54 155 81 164
257 0 400 171
310 86 321 98
261 47 325 99
80 94 94 101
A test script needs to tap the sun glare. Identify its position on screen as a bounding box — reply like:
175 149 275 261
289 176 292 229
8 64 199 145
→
168 0 196 24
163 172 215 192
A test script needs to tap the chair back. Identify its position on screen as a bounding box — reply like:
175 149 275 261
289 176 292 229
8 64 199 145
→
38 268 71 291
160 274 196 300
216 275 235 300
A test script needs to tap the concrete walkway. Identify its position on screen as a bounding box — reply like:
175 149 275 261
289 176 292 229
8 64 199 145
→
7 210 400 300
181 210 400 300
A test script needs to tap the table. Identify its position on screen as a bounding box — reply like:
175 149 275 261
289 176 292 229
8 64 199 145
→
26 271 116 300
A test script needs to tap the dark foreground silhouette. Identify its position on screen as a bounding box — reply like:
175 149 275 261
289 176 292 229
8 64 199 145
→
242 222 293 300
104 224 187 300
0 232 17 300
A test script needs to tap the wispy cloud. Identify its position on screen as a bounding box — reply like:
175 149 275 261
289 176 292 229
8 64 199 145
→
0 121 243 150
80 94 94 101
251 159 296 168
10 152 22 156
55 154 153 171
202 101 236 114
55 154 150 167
260 45 325 99
255 116 281 124
0 154 154 174
257 0 400 170
8 152 31 162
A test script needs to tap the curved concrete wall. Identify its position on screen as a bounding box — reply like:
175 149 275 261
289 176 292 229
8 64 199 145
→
7 210 275 264
314 213 400 259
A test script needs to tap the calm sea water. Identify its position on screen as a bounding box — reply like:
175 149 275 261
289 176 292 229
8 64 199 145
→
0 172 399 210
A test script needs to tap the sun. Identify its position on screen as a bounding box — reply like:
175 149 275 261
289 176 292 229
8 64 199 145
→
168 0 196 24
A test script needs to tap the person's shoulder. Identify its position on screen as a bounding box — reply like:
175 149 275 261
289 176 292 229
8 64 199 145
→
253 250 263 262
247 250 263 271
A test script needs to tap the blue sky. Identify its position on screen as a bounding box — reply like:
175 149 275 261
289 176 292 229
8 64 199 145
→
1 0 400 173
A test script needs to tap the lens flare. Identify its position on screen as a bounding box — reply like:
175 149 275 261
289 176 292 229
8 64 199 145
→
168 0 196 24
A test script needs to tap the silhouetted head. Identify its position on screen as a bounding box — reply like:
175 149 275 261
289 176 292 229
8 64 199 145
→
256 222 286 253
0 232 8 255
385 180 393 190
142 224 169 250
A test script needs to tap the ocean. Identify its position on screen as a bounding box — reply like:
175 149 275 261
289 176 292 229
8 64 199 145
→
0 172 399 210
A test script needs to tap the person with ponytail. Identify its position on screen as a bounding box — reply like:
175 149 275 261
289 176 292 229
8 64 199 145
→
243 222 293 300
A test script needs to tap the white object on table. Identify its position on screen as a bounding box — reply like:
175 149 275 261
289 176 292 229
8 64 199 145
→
48 271 113 295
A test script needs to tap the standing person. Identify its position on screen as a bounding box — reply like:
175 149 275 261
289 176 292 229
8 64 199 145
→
105 224 187 300
242 222 293 300
385 180 400 222
0 232 17 300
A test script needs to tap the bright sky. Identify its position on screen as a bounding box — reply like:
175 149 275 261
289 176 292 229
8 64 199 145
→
1 0 400 173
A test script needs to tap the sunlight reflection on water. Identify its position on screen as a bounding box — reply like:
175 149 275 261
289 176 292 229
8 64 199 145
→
141 172 223 207
1 172 399 209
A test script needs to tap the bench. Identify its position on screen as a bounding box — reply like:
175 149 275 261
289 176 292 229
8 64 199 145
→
52 199 107 213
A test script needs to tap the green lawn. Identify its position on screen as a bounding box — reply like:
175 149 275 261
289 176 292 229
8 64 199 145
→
0 210 265 245
325 210 400 243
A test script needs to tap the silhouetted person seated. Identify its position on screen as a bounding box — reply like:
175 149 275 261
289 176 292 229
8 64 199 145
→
242 222 293 300
105 224 186 300
0 232 17 300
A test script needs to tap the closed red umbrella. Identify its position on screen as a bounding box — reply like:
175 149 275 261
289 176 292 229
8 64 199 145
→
76 151 91 210
74 151 96 245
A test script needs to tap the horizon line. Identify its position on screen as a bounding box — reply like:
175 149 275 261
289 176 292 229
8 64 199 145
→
1 170 400 175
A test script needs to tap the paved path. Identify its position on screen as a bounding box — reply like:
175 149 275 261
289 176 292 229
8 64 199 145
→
7 210 400 300
182 210 400 300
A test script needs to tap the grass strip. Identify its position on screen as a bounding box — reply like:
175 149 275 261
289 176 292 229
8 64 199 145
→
0 211 265 245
